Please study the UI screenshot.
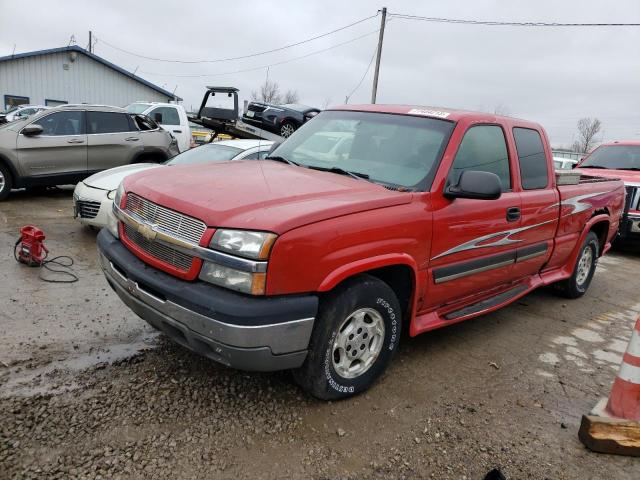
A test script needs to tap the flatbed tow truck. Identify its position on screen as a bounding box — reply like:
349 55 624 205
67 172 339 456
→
188 86 284 143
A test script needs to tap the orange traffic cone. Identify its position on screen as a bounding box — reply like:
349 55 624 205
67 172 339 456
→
579 316 640 456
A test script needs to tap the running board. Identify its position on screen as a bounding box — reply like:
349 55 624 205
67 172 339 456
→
444 285 529 320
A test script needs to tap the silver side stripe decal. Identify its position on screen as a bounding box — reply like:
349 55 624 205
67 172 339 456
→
431 220 554 260
432 189 615 261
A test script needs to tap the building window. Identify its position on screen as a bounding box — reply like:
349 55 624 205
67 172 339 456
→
4 95 29 110
45 99 68 107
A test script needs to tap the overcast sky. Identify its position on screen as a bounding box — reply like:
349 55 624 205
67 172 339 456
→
1 0 638 146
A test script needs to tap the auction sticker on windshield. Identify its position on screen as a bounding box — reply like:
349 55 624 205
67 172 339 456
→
407 109 450 119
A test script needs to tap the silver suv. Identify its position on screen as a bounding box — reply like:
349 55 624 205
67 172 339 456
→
0 104 179 200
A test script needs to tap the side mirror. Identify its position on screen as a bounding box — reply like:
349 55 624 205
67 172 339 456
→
268 141 281 155
445 170 502 200
22 124 43 136
153 112 163 123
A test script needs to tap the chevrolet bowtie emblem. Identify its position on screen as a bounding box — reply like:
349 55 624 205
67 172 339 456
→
137 222 158 241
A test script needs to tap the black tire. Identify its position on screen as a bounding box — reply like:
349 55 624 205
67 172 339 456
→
293 275 402 400
553 231 599 299
279 121 297 138
0 163 13 201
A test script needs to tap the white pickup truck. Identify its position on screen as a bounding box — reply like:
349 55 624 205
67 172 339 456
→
126 102 190 153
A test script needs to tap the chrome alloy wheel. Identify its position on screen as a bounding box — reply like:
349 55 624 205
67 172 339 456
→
332 308 385 379
280 123 295 137
576 244 594 286
0 170 4 193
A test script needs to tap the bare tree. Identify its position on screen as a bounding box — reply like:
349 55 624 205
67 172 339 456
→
493 104 511 116
572 117 602 153
251 79 281 104
322 97 332 109
282 89 300 104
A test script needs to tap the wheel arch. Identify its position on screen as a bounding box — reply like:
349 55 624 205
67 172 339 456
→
131 149 168 164
318 255 418 330
0 152 21 187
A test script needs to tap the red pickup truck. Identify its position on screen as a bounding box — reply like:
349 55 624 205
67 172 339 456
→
575 140 640 246
97 105 624 399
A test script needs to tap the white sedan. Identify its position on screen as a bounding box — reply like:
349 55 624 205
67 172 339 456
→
73 139 273 228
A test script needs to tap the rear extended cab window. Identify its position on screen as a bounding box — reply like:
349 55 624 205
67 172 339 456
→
513 127 549 189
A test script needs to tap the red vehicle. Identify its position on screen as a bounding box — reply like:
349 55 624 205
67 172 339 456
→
97 105 625 399
576 141 640 246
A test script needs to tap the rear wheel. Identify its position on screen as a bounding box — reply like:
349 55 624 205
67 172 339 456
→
293 275 401 400
279 121 296 138
553 231 599 298
0 163 13 201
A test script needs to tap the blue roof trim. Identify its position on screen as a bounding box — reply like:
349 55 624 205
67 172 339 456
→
0 45 182 101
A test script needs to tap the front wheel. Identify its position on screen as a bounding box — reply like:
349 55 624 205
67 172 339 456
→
0 163 13 201
293 275 402 400
553 231 599 298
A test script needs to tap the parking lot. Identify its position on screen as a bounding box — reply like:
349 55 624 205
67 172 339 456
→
0 190 636 478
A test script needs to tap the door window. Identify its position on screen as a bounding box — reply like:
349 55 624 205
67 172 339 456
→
449 125 511 191
513 128 549 189
149 107 180 125
87 112 134 134
36 111 85 136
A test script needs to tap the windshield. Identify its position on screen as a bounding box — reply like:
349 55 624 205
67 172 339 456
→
271 110 455 190
1 106 20 114
581 145 640 170
166 144 243 166
126 103 152 114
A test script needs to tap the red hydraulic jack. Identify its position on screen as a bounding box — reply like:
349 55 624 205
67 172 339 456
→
16 225 49 266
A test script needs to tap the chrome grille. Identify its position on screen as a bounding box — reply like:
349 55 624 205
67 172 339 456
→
125 193 206 244
75 199 101 219
124 224 194 271
625 185 639 212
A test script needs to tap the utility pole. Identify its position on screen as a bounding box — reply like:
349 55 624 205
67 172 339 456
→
89 31 92 53
371 7 387 104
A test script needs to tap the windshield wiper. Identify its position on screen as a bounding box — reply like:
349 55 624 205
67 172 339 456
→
580 165 607 169
618 167 640 171
308 165 370 180
265 155 299 166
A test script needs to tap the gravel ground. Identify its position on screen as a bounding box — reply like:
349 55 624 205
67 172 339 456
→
1 190 639 479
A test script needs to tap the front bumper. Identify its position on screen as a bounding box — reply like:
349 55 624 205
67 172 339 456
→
73 182 112 228
617 214 640 245
97 229 318 371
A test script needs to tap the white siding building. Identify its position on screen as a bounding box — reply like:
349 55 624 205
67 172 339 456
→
0 45 180 110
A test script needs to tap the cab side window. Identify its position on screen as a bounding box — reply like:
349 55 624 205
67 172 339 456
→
37 111 85 136
87 112 133 134
448 125 511 191
513 127 549 189
149 107 180 125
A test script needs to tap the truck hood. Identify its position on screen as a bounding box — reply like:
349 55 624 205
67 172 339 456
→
124 161 413 233
577 167 640 185
84 163 162 191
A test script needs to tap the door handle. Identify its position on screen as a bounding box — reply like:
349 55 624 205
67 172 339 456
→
506 207 521 222
172 129 182 133
125 137 139 141
67 138 84 144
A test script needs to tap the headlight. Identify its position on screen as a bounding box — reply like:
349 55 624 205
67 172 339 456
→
210 229 277 260
106 211 119 239
113 181 125 208
107 189 116 200
199 262 266 295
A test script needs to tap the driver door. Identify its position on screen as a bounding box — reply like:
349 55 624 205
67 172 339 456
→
17 110 87 178
424 124 521 309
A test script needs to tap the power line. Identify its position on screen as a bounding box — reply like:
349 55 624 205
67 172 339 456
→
345 34 380 103
96 13 378 64
138 29 379 78
388 13 640 27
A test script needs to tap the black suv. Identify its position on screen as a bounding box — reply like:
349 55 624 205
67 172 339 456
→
242 103 320 138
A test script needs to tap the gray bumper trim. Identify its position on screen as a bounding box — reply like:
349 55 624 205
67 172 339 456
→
101 255 313 370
